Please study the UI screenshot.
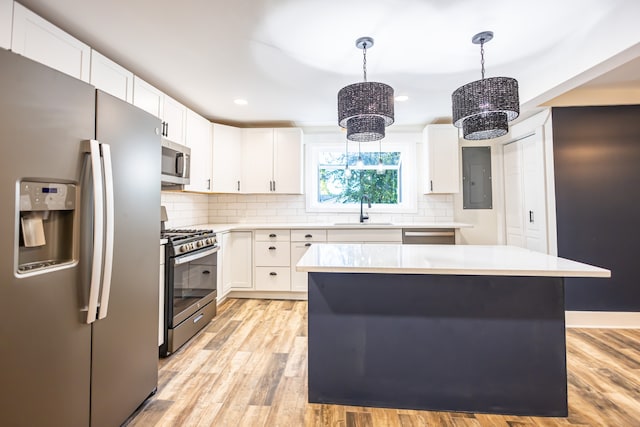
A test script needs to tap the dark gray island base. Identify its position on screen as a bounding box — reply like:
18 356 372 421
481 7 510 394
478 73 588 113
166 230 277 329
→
307 272 568 417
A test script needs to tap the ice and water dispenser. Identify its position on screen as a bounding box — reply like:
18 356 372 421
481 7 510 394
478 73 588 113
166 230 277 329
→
17 181 76 274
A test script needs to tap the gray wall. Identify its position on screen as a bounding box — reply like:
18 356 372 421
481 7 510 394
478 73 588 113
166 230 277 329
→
552 105 640 311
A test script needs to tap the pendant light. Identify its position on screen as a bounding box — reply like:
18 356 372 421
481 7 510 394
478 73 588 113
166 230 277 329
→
338 37 394 142
451 31 519 140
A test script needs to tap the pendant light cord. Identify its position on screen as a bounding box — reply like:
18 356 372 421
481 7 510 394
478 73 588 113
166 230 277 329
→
480 39 485 80
362 46 368 82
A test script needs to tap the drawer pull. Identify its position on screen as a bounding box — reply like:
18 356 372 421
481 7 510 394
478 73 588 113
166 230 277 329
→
305 234 313 238
193 313 204 323
269 233 277 238
268 246 276 250
305 243 312 247
269 272 277 276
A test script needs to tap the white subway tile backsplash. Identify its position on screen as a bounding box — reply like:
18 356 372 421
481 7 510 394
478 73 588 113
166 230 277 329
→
164 192 454 226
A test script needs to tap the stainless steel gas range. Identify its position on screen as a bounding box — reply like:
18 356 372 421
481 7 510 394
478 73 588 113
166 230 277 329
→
160 228 218 357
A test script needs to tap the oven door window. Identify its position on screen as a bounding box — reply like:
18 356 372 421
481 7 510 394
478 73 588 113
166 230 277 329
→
172 252 216 311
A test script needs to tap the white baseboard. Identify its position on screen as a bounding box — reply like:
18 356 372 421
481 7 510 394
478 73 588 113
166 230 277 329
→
565 311 640 328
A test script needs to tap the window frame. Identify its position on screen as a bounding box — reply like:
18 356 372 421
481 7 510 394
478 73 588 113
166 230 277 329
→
305 138 417 213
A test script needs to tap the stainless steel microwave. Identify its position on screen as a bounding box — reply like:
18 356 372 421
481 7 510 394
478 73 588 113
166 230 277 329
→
161 139 190 187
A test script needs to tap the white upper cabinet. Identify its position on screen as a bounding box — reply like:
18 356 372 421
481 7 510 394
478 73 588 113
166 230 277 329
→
242 128 275 193
0 0 12 50
423 124 460 194
273 128 303 194
11 3 90 82
212 123 242 193
241 128 303 194
162 94 186 145
133 76 163 118
90 50 134 103
133 77 186 144
184 109 212 192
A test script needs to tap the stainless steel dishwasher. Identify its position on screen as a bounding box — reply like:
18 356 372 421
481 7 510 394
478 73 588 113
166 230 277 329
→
401 228 455 244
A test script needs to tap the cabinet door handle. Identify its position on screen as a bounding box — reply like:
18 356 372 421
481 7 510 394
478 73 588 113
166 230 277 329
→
305 243 312 247
430 180 433 192
269 272 277 276
305 234 312 238
273 181 276 192
165 122 169 137
207 179 211 190
269 233 277 238
268 246 276 250
529 210 534 223
237 180 240 191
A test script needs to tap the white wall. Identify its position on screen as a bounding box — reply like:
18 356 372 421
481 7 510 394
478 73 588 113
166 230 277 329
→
452 135 508 245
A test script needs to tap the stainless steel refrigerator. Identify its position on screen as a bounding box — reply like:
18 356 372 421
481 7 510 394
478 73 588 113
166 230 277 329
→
0 48 160 426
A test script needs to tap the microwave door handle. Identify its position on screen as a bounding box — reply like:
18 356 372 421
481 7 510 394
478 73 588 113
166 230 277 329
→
183 153 190 178
175 153 184 176
83 140 104 324
97 143 114 320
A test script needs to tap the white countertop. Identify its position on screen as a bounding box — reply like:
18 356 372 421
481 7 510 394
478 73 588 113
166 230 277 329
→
296 244 611 278
192 222 472 233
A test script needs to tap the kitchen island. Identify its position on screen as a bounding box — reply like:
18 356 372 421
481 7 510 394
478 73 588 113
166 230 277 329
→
296 244 610 416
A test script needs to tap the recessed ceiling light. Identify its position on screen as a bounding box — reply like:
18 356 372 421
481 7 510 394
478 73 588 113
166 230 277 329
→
234 99 248 106
395 95 409 102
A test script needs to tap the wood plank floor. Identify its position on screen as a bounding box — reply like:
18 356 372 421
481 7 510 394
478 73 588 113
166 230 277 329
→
127 299 640 427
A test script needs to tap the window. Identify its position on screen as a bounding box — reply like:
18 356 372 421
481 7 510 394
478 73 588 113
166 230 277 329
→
306 140 416 213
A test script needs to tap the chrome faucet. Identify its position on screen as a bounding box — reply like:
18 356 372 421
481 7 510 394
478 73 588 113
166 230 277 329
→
360 195 371 223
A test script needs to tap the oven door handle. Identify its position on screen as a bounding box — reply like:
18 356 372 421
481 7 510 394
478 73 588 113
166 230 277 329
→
174 246 219 265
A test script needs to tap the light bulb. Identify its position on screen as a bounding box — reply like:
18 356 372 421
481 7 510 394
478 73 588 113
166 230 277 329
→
377 157 384 174
344 165 352 178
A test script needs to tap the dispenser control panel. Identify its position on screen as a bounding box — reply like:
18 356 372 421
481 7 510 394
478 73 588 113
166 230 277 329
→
20 181 76 211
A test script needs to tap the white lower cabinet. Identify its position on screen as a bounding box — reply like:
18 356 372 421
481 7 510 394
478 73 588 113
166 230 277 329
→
290 229 327 292
228 231 253 290
254 230 291 291
255 267 291 291
327 228 402 243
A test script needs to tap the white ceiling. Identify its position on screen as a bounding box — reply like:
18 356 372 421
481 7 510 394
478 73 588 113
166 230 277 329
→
17 0 640 128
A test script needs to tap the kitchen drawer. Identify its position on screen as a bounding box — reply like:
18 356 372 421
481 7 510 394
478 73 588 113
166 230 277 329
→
327 228 402 243
255 267 291 291
291 229 327 242
254 229 290 242
254 241 290 266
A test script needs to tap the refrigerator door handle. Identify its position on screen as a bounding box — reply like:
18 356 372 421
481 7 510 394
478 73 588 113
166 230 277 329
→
98 143 114 320
84 140 104 324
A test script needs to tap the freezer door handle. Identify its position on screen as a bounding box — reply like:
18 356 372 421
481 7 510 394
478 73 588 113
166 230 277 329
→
84 140 104 324
98 143 114 320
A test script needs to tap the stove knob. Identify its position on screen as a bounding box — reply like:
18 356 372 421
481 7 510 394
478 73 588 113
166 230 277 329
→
197 241 203 247
179 245 186 253
206 238 212 245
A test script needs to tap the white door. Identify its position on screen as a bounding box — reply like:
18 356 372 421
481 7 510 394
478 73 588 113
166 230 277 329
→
90 50 134 103
503 142 525 248
522 135 548 253
12 3 90 82
212 124 243 192
241 128 274 193
273 128 303 194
